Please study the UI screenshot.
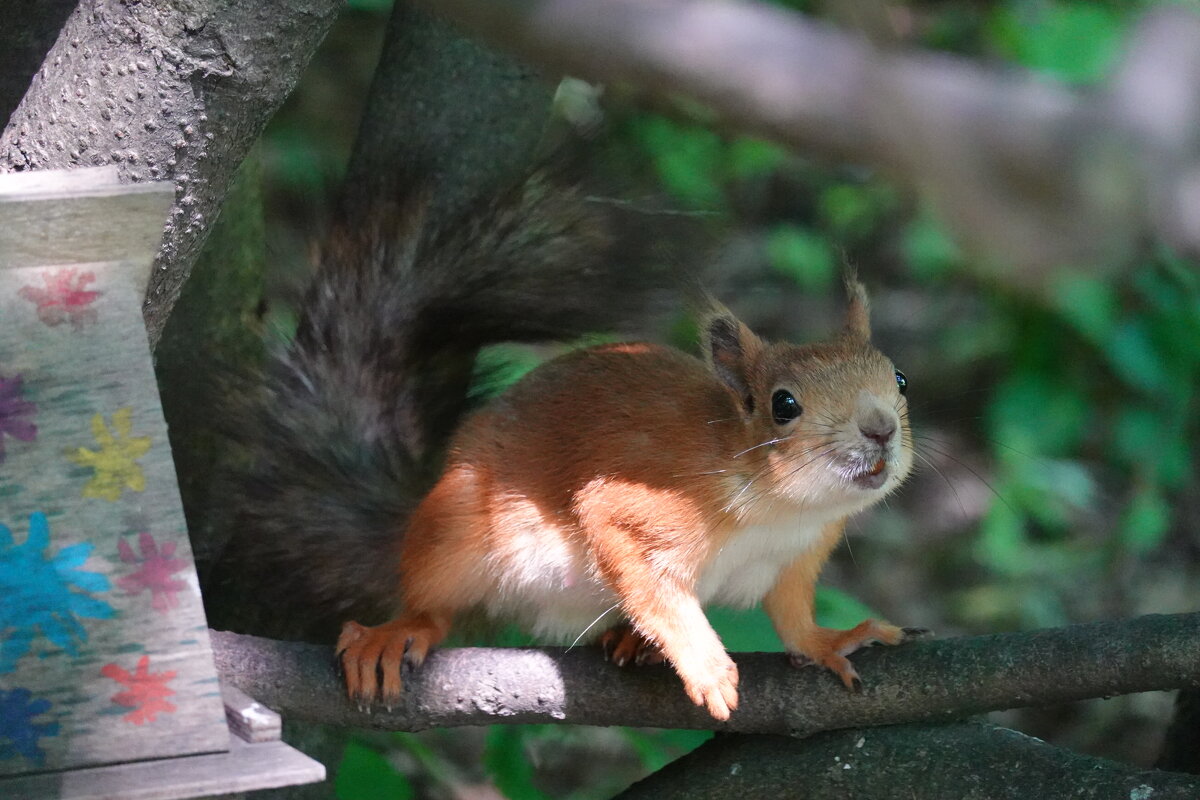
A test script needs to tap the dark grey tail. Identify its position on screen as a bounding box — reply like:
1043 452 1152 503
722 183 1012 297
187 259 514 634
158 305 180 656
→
217 169 672 636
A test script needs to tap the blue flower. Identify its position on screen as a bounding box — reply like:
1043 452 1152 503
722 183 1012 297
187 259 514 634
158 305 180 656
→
0 512 115 672
0 687 59 765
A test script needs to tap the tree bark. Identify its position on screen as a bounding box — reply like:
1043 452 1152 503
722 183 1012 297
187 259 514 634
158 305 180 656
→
212 611 1200 734
618 723 1200 799
0 0 343 347
342 4 552 220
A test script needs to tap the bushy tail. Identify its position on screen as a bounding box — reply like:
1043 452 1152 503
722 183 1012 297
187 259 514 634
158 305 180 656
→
217 169 671 636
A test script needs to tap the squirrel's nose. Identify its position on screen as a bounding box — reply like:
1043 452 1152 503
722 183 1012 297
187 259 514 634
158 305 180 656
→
859 421 895 447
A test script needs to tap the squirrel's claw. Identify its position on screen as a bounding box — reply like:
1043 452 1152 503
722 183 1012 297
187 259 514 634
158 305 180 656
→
337 615 449 710
787 618 926 692
901 626 933 641
600 624 665 668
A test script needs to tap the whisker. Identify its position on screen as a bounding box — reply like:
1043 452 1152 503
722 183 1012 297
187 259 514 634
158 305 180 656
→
732 435 795 459
673 468 728 478
566 603 622 652
915 442 1017 516
723 477 757 514
912 449 968 520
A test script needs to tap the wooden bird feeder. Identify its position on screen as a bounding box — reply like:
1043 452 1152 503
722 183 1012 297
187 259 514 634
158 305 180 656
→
0 167 324 798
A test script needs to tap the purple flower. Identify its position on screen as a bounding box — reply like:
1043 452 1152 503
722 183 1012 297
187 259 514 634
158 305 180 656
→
0 374 37 464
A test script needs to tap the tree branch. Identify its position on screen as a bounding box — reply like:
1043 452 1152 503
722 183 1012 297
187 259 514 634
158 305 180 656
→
213 612 1200 733
0 0 343 346
342 4 552 221
425 0 1200 282
617 723 1200 799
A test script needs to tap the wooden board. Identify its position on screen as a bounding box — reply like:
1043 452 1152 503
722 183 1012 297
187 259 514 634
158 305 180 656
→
0 734 326 800
0 168 229 776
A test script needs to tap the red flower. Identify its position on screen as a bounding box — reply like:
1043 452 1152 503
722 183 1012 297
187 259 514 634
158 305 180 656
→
100 655 177 725
117 532 189 613
19 269 102 329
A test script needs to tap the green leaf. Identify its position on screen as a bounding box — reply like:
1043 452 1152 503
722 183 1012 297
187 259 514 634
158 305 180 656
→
1106 320 1170 393
986 372 1089 454
1049 273 1117 345
814 586 879 629
1121 484 1170 554
1113 406 1191 488
707 606 780 652
974 500 1030 576
819 184 876 239
766 224 836 290
728 138 788 179
336 741 413 800
475 344 544 396
901 212 961 281
484 727 549 800
990 2 1123 84
631 116 724 208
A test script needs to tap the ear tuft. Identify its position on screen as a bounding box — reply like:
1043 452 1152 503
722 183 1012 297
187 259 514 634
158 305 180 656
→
843 269 871 341
702 310 761 415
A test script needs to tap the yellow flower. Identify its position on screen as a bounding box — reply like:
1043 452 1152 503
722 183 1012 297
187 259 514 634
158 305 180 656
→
69 408 152 502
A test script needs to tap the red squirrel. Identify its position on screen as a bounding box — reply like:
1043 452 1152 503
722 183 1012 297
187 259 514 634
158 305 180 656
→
227 167 920 721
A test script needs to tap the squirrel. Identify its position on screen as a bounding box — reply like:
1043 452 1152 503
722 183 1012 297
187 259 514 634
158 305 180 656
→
224 164 920 722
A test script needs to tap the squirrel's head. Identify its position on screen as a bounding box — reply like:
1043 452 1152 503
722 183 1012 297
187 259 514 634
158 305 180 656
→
702 277 913 518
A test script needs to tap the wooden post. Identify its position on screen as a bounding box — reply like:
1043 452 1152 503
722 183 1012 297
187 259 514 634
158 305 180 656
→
0 167 323 797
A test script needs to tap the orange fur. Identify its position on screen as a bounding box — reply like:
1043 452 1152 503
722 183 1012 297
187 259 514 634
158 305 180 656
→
339 282 918 719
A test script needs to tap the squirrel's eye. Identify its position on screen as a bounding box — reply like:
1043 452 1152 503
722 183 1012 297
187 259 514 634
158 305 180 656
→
771 389 802 424
895 370 908 395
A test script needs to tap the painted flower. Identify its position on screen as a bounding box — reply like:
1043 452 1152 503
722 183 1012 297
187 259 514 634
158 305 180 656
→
0 512 114 673
117 532 189 613
68 407 152 502
18 268 102 329
0 688 59 765
101 655 177 725
0 374 37 464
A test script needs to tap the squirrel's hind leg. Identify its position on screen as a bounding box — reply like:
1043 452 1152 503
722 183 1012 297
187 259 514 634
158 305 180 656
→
337 612 452 707
600 623 666 667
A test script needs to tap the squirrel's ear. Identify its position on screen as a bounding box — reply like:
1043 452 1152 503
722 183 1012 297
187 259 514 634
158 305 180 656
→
703 311 763 416
843 273 871 341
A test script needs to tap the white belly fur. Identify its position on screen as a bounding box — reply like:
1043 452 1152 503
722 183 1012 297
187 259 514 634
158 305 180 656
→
481 501 845 640
482 498 620 642
697 512 838 608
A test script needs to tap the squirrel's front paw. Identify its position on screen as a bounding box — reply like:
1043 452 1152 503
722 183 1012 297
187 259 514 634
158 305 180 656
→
678 652 739 721
335 617 441 709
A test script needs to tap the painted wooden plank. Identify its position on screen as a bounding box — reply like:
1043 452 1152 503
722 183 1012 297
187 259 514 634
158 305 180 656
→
221 684 281 744
0 168 228 778
0 181 172 296
0 735 326 800
0 167 121 196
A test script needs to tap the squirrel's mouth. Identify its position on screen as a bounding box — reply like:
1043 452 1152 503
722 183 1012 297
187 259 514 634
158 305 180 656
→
849 458 889 490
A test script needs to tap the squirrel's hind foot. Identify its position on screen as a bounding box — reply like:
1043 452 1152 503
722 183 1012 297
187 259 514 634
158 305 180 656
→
600 623 666 667
337 614 451 707
788 619 930 692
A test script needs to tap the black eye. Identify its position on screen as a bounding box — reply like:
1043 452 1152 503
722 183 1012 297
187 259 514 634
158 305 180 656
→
771 389 802 424
895 370 908 395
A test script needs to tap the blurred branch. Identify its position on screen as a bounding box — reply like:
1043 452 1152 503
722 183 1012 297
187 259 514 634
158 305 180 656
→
425 0 1200 284
214 611 1200 733
0 0 342 346
618 723 1200 799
